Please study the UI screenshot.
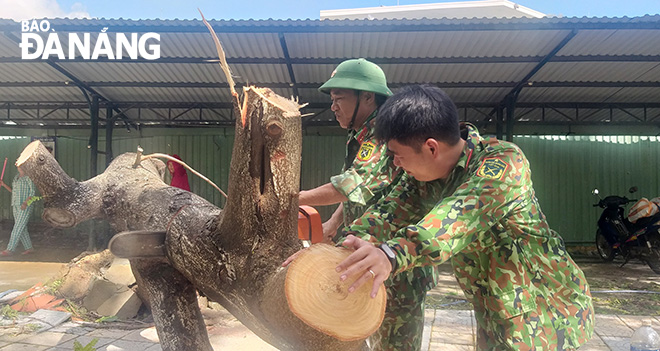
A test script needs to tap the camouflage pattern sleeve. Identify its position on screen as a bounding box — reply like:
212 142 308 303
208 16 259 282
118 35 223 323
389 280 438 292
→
330 169 373 206
387 148 530 274
331 141 397 207
342 174 431 243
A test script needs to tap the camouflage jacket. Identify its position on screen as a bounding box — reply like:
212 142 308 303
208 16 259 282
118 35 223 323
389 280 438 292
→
331 110 402 225
346 124 593 349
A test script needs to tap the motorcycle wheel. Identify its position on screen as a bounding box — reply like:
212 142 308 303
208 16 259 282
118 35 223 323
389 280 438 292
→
596 229 615 262
645 232 660 275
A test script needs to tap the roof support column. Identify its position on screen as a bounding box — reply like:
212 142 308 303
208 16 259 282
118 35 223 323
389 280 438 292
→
88 95 100 251
106 106 114 168
505 93 518 142
493 29 578 137
89 95 99 178
278 33 299 97
496 105 504 139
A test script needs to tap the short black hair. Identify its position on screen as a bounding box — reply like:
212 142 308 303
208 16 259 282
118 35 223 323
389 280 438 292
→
375 85 460 149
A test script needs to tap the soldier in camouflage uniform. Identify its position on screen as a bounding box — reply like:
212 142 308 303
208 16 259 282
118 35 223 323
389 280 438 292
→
299 58 398 235
337 85 594 350
295 60 437 350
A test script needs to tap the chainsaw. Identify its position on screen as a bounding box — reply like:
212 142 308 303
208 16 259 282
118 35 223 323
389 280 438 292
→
109 205 324 258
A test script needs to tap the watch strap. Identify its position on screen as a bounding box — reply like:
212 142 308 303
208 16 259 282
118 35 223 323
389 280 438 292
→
379 243 397 272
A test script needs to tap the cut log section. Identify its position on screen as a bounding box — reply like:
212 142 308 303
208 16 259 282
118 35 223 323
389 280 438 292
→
285 243 386 341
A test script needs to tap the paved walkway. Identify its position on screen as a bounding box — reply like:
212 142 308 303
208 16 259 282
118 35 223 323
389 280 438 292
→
1 308 658 350
1 259 658 350
423 310 660 351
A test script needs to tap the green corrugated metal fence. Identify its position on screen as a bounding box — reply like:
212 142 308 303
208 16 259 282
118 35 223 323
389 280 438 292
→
514 135 660 243
2 131 659 244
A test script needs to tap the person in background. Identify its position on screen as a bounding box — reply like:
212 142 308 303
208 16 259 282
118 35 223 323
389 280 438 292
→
167 154 191 191
0 165 37 256
336 85 594 350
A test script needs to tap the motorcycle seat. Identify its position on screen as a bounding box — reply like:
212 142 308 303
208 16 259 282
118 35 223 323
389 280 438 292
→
631 211 660 232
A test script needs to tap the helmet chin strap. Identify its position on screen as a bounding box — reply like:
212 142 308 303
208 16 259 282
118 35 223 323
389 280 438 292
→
348 90 361 130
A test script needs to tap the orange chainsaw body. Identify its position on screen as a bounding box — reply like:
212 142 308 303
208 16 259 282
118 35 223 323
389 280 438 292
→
297 205 323 244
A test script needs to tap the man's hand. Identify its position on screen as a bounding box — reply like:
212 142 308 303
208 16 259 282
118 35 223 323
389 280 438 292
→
335 235 392 298
321 203 344 243
321 221 337 244
21 198 28 210
281 247 308 267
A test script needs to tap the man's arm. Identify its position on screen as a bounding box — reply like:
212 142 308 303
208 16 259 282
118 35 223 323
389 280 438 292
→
299 183 347 206
342 174 428 242
22 178 37 210
337 148 531 295
0 179 11 193
387 150 529 274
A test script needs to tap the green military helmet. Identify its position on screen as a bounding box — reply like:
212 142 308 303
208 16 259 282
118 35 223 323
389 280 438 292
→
318 58 392 97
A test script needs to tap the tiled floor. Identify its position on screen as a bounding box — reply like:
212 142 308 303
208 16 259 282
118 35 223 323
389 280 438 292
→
1 310 657 350
425 310 660 351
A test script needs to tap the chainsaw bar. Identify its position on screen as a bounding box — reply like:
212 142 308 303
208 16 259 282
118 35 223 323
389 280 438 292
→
108 230 167 258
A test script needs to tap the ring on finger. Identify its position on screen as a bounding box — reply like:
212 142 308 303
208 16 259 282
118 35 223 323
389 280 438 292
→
368 269 376 278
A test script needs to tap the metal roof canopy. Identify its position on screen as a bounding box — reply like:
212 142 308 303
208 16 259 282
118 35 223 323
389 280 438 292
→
0 15 660 136
321 0 547 20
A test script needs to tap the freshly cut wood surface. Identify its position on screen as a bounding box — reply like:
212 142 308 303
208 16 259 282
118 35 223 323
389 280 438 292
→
285 243 386 341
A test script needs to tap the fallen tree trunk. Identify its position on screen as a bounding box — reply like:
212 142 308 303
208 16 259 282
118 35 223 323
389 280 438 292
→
18 86 377 351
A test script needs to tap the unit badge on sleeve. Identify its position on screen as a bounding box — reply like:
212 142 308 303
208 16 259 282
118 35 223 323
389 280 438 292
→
357 141 376 161
476 158 508 180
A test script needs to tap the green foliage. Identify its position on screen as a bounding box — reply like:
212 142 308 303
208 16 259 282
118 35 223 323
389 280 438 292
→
95 315 118 323
63 299 89 320
44 278 64 295
26 195 42 207
73 338 98 351
0 305 19 320
22 323 41 333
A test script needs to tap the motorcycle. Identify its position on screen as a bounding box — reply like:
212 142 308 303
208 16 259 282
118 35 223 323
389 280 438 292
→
592 187 660 274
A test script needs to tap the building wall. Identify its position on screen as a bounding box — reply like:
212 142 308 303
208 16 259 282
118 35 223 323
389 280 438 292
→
1 130 658 244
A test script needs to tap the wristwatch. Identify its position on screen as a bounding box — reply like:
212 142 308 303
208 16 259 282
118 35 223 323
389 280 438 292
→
379 243 397 272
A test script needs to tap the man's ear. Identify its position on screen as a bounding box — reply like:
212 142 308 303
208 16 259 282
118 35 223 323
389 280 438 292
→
425 138 440 156
361 91 375 103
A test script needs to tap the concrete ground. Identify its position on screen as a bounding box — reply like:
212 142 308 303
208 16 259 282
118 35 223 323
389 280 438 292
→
2 262 659 351
1 233 659 350
0 308 658 350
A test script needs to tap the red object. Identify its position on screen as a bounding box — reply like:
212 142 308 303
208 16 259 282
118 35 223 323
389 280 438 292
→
1 157 6 181
7 282 64 313
167 154 191 191
10 282 42 304
297 206 323 244
11 294 57 313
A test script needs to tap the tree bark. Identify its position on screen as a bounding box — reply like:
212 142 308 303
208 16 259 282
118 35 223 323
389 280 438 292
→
18 87 370 351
